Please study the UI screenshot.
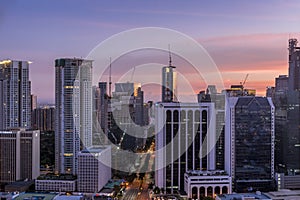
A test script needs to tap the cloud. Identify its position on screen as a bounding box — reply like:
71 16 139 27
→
199 33 290 73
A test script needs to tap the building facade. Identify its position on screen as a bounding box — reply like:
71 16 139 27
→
55 58 93 174
0 129 40 183
77 146 111 193
155 102 216 193
225 96 275 192
184 170 231 199
0 60 32 130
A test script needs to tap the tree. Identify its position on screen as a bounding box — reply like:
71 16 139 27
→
153 186 160 194
148 182 154 190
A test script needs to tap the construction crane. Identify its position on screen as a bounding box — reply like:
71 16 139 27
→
240 73 249 87
130 65 136 82
240 74 249 96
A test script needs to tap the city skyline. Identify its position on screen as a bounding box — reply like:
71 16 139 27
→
1 1 300 102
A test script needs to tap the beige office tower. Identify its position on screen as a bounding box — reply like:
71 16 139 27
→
0 129 40 183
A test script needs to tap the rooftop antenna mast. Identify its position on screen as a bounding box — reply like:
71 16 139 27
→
109 57 112 97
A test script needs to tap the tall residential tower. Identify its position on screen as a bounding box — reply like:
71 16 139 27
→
0 60 32 130
55 58 93 174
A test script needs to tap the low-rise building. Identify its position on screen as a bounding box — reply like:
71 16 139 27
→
184 170 232 199
77 146 111 193
5 180 34 192
276 173 300 190
216 192 271 200
0 129 40 184
265 189 300 200
35 174 76 192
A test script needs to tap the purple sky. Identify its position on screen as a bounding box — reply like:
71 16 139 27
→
1 0 300 103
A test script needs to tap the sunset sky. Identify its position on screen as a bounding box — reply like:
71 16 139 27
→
1 0 300 103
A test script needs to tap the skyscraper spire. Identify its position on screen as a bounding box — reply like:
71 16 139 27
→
109 57 112 97
168 44 172 67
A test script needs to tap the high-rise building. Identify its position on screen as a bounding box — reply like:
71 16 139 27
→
285 38 300 174
275 75 288 92
0 60 32 130
225 96 275 192
98 82 108 136
162 60 177 102
31 94 37 111
32 106 55 132
198 86 226 170
270 75 289 173
288 39 300 91
55 58 93 174
77 146 111 193
0 129 40 183
0 80 3 130
155 102 216 193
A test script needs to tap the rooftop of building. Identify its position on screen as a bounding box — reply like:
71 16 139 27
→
186 170 228 176
14 192 58 200
5 180 34 187
37 173 77 181
0 192 19 198
265 189 300 199
102 179 125 189
217 192 271 200
80 145 110 154
54 195 83 200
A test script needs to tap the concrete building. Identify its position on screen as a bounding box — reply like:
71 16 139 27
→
0 60 32 129
225 96 275 192
55 58 93 174
35 174 76 192
155 102 216 193
184 170 231 199
0 129 40 183
77 146 111 193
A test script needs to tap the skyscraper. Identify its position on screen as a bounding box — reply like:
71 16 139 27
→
0 60 32 130
155 102 216 193
99 82 108 135
198 86 226 170
288 39 300 91
162 58 177 102
55 58 93 174
285 38 300 174
225 96 275 192
0 129 40 183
